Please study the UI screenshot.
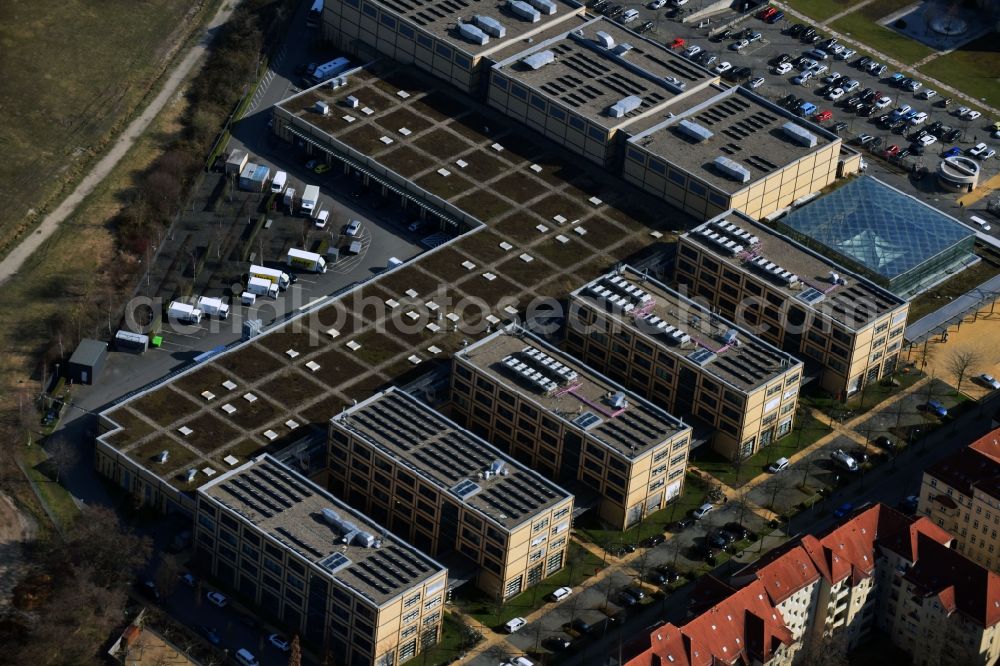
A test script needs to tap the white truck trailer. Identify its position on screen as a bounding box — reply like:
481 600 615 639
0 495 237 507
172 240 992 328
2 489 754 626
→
167 301 203 324
300 184 320 216
284 187 297 212
248 264 290 290
197 296 230 319
247 276 278 298
287 248 327 273
270 170 287 194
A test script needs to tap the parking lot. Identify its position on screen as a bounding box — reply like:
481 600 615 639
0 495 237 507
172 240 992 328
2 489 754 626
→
591 2 999 226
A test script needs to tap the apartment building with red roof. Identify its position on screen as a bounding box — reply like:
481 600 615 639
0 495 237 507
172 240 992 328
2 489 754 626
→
919 427 1000 571
621 503 1000 666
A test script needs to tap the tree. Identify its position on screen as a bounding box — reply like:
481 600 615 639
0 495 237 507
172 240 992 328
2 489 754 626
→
45 433 78 485
154 554 183 600
946 349 980 394
288 635 301 666
912 340 937 371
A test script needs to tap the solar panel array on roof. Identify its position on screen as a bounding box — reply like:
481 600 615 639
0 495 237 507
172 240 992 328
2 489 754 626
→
573 412 601 429
319 552 352 573
688 349 716 366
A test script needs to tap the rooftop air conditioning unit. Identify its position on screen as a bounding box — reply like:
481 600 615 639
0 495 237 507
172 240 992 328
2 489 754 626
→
458 22 489 45
594 31 615 49
474 14 506 38
526 0 557 15
508 0 541 22
345 95 359 109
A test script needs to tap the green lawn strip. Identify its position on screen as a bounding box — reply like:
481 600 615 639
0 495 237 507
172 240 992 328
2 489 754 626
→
919 36 1000 110
18 445 79 530
907 259 1000 323
575 473 713 549
458 542 605 627
831 12 933 65
416 613 482 666
787 0 866 23
800 369 924 421
693 412 832 489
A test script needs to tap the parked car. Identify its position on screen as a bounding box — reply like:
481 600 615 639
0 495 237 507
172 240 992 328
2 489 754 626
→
874 435 896 451
573 617 597 634
832 121 849 133
544 636 572 651
918 89 937 100
550 586 574 602
206 591 227 608
874 96 892 109
883 144 901 157
730 39 750 51
830 449 859 472
814 110 833 122
723 522 750 540
707 530 732 549
267 635 291 652
827 88 845 101
977 373 1000 390
672 516 696 531
693 503 714 519
849 447 870 464
771 52 792 66
924 399 948 417
836 48 856 60
714 61 733 74
768 456 790 472
855 134 875 146
918 134 937 146
197 625 221 646
641 534 666 548
833 502 854 519
648 0 668 7
623 585 645 600
942 146 962 158
657 565 681 582
775 62 793 75
637 20 655 33
617 589 638 606
505 617 527 633
646 570 667 585
682 45 703 59
970 143 996 159
748 77 765 89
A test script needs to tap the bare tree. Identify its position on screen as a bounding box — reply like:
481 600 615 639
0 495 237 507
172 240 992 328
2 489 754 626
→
761 474 789 515
797 632 849 666
288 635 301 666
46 434 78 485
154 554 183 600
946 349 980 394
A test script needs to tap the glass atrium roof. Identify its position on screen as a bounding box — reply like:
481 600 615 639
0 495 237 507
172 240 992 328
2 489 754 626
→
782 177 973 279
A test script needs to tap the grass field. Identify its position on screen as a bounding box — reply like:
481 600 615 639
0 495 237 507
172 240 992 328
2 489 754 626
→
920 34 1000 110
0 0 205 261
787 0 866 23
831 1 934 65
0 56 193 417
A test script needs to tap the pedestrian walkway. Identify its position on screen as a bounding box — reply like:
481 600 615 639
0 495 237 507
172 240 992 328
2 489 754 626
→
819 0 878 27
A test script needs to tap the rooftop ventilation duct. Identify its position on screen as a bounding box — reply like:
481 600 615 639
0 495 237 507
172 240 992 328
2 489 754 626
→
608 95 642 118
526 0 557 15
612 43 633 56
508 0 541 22
782 122 818 147
663 76 685 90
713 155 751 183
678 119 713 142
594 31 615 49
521 50 555 70
474 14 506 38
458 22 489 45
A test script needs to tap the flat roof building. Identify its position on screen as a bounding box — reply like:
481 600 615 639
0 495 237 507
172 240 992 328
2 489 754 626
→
322 0 585 93
676 209 909 399
329 388 574 599
487 16 718 166
624 86 842 221
778 176 977 298
567 266 803 461
451 326 692 529
196 455 448 665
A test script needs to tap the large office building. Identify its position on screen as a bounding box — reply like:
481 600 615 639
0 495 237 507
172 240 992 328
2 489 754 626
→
778 176 977 298
623 85 843 221
196 455 448 666
328 388 574 600
321 0 585 93
450 326 692 530
487 16 717 167
567 266 803 461
676 209 909 399
919 428 1000 572
620 504 1000 666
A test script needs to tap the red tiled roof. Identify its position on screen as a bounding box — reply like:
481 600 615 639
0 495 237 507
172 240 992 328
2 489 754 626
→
937 585 957 616
622 622 694 666
753 544 821 605
879 513 953 563
903 533 1000 627
926 428 1000 500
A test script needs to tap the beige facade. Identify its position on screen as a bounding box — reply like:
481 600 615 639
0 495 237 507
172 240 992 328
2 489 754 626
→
675 211 908 399
329 388 574 600
322 0 584 94
567 267 803 461
196 456 448 666
450 327 692 530
623 87 842 221
919 429 1000 572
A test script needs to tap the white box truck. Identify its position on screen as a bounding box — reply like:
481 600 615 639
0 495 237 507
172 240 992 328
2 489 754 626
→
287 248 327 273
284 187 297 212
309 57 350 84
249 264 291 290
168 301 203 324
301 185 320 216
197 296 230 319
247 276 278 298
241 291 257 306
270 170 287 194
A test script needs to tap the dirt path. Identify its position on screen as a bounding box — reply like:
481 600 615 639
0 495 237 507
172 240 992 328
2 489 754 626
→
0 491 37 610
0 0 239 285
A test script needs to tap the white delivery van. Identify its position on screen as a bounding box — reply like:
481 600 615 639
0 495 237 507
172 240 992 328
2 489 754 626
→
315 209 330 229
504 617 527 633
270 170 287 194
